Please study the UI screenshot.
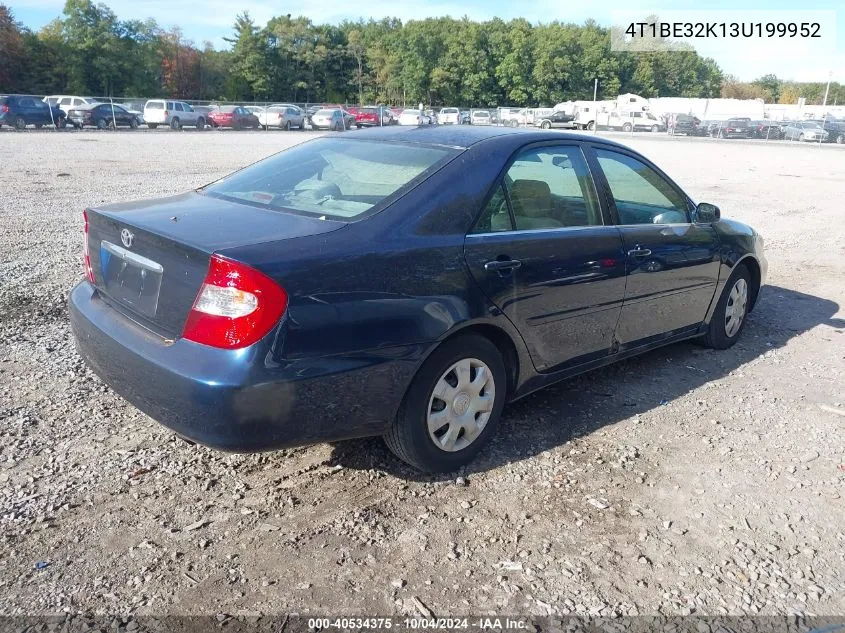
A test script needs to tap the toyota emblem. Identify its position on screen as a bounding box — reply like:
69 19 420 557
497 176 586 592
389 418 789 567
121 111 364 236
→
120 228 134 248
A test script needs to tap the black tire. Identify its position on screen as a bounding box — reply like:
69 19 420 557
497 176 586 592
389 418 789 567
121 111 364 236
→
96 118 108 130
195 118 205 130
56 117 66 129
383 334 507 473
170 117 181 131
622 123 632 132
540 120 551 129
651 124 659 132
148 123 158 129
34 123 43 129
285 120 291 131
14 116 26 130
700 264 751 350
129 118 138 129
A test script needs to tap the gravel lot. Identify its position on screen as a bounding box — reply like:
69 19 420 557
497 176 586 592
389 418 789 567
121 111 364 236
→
1 128 844 618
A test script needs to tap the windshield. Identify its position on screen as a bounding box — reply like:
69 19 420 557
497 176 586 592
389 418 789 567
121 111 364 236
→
203 138 456 220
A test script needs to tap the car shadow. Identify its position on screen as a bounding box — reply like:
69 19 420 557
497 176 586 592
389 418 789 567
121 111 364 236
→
328 285 844 480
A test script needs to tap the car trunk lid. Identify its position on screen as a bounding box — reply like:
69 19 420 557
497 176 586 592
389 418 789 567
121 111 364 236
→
85 191 344 338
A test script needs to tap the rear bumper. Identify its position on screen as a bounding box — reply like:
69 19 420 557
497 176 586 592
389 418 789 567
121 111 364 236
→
69 282 420 452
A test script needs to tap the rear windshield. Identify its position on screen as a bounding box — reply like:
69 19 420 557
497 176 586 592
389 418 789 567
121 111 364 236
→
360 107 378 114
203 138 456 220
441 108 458 114
146 102 164 109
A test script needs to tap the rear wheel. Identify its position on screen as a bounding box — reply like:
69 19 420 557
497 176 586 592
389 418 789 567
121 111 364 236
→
129 118 139 129
622 123 632 132
837 134 844 144
170 117 181 131
540 120 551 129
651 124 660 132
284 120 291 131
56 117 66 129
701 264 751 350
195 117 205 130
384 335 507 473
14 116 26 130
96 118 108 130
798 133 804 142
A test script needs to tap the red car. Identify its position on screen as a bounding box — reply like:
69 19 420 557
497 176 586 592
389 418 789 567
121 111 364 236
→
208 106 260 130
350 106 391 128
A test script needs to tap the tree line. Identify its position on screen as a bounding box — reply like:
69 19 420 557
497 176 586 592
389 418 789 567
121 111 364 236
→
1 1 841 107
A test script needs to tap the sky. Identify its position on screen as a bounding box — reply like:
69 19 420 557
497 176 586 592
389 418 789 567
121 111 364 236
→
9 0 844 83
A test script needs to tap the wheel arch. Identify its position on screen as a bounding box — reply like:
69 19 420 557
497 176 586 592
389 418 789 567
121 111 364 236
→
737 254 762 311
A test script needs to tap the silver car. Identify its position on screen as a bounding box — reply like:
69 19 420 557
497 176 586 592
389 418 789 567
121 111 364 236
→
783 121 829 142
259 105 305 130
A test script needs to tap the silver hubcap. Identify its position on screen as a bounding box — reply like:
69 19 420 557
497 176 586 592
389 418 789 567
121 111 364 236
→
427 358 495 452
724 278 748 337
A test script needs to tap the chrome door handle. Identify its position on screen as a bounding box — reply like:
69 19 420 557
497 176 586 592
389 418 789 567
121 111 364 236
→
484 259 522 272
627 248 652 258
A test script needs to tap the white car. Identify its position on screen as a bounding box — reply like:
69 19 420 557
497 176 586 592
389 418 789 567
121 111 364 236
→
398 109 426 125
259 106 305 130
45 95 99 118
143 100 206 130
438 107 461 125
471 110 492 125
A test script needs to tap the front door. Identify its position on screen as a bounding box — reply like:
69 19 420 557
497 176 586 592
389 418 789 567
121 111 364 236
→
464 143 627 372
588 146 721 348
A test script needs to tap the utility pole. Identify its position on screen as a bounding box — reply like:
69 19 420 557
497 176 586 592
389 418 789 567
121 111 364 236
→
822 70 832 107
593 78 598 135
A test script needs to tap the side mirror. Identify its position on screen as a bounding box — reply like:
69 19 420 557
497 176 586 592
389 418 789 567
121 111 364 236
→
695 202 721 223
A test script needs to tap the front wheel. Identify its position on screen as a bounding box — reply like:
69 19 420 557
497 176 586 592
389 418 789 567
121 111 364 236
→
14 116 26 130
798 133 804 142
540 120 551 129
129 118 138 129
622 123 632 132
96 118 108 130
56 117 66 129
383 335 507 473
170 117 181 130
195 118 205 130
651 124 659 132
700 264 751 350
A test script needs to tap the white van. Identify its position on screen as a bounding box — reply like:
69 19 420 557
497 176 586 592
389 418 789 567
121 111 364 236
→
45 96 100 120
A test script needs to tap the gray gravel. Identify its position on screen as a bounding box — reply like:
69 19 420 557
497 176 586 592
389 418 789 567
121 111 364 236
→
0 128 844 617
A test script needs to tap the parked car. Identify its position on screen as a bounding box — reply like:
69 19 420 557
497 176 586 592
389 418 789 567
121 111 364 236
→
439 107 461 125
471 110 492 125
208 106 260 130
535 111 576 129
782 121 829 142
45 95 100 117
751 120 782 140
398 108 426 125
119 101 146 124
806 119 845 144
667 113 700 135
309 108 350 131
143 100 207 130
70 127 766 473
351 106 389 128
1 95 66 129
424 109 438 124
67 103 141 129
460 110 471 125
258 106 305 130
709 118 753 138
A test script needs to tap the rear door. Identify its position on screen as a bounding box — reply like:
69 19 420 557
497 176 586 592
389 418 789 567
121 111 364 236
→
586 145 720 348
464 143 627 372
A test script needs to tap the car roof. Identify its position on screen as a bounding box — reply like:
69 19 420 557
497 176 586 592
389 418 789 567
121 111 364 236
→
348 125 633 150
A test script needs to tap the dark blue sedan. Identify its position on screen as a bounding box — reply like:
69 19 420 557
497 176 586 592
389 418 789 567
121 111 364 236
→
70 127 767 472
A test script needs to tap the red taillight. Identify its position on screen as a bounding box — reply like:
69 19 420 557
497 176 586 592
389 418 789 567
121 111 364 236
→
182 254 288 349
83 211 95 283
1 104 8 113
163 110 169 117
